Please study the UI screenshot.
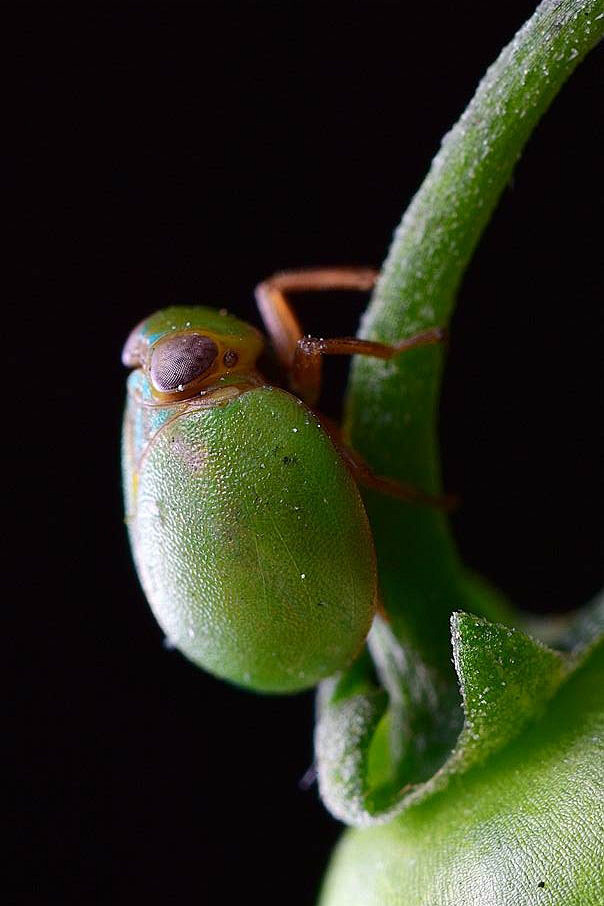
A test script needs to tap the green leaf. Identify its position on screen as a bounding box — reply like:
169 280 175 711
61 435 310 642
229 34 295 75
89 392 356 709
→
448 612 567 770
315 622 458 825
319 638 604 906
315 671 388 827
316 613 579 826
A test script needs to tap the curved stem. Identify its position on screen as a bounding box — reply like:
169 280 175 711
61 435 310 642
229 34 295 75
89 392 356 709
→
345 0 603 670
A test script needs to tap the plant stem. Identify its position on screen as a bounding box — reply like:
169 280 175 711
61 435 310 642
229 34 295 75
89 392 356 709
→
345 0 604 670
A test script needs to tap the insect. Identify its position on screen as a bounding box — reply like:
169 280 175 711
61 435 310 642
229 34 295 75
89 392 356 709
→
122 268 447 692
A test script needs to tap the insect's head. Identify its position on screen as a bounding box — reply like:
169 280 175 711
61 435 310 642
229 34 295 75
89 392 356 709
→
122 306 264 402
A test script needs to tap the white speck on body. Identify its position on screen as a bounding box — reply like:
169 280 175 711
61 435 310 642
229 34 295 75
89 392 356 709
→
301 573 306 580
292 428 298 433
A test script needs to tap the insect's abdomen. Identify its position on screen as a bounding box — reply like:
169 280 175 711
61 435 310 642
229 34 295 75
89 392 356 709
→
124 386 376 692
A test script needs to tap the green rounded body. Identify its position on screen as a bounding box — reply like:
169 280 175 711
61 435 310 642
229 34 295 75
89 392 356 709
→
123 384 376 692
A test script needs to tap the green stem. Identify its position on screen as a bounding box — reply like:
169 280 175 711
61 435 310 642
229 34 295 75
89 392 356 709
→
346 0 603 671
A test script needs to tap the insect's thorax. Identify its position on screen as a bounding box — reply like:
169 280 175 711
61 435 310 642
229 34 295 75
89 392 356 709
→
123 368 265 479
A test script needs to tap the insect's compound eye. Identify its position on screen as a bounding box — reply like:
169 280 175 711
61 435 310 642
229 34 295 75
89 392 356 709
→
149 333 219 392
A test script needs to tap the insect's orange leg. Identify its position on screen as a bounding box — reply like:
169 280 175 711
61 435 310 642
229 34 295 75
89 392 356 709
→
340 446 459 512
255 266 446 406
254 267 378 373
319 413 458 512
291 328 446 406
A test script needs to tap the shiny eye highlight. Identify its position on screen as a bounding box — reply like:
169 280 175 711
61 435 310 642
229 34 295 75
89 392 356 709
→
149 333 218 392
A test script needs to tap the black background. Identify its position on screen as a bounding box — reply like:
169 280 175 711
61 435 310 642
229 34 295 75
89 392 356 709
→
12 3 602 904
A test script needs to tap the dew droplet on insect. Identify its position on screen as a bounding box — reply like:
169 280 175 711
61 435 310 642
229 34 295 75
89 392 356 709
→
177 384 184 392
